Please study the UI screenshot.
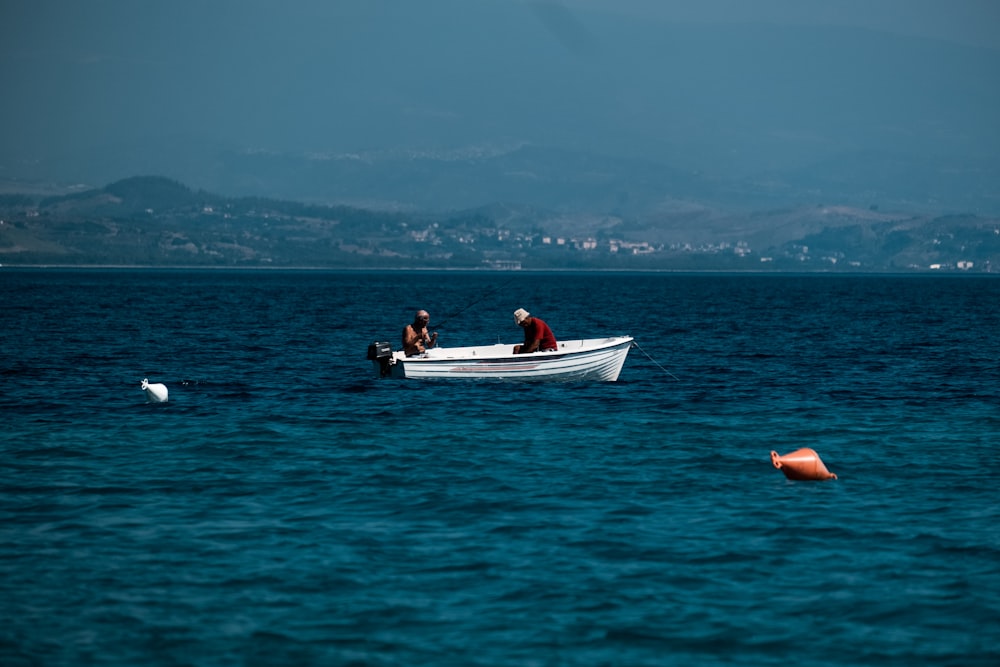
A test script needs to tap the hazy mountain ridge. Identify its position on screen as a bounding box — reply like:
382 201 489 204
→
2 176 997 272
199 143 1000 217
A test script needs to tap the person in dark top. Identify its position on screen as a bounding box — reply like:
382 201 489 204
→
402 309 438 357
512 308 558 354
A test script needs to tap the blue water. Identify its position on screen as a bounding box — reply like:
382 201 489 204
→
2 269 998 666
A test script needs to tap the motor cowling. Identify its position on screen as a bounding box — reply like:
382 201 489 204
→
367 341 394 377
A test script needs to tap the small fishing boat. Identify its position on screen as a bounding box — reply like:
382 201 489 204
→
367 336 634 381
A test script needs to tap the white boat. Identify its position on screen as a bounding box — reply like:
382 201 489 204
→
368 336 634 381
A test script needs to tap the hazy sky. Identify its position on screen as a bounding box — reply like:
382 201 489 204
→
573 0 1000 49
1 0 997 205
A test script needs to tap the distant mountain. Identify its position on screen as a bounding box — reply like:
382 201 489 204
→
2 176 997 272
103 142 996 223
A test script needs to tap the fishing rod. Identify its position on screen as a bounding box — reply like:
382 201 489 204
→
433 277 518 330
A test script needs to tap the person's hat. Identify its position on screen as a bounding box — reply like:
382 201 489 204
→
513 308 530 324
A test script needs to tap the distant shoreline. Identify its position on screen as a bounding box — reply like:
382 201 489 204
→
2 264 995 277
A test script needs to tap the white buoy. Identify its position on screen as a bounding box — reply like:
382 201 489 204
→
141 377 168 403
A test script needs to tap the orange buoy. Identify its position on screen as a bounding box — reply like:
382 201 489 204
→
771 448 837 481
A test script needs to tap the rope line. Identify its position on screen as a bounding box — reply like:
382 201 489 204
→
632 340 680 381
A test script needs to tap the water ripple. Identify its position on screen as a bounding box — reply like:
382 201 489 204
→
1 271 998 666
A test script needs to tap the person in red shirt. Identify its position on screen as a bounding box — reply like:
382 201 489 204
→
513 308 558 354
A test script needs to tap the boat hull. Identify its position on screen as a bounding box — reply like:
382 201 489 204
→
380 336 634 382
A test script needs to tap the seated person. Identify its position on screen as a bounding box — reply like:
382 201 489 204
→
512 308 558 354
402 309 438 357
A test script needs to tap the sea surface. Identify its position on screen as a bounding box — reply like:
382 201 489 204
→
1 269 998 666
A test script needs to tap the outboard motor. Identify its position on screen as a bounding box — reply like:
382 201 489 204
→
367 341 394 378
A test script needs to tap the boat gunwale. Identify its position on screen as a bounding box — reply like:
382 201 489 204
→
394 336 634 364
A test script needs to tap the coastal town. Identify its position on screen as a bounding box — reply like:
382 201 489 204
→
1 177 997 272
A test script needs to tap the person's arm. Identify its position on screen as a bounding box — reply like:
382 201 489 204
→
518 323 541 353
